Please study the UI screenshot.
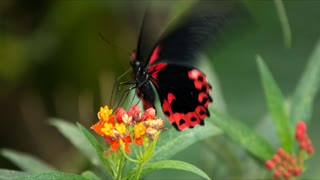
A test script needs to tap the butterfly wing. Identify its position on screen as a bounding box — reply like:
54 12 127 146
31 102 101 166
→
145 2 238 66
148 63 212 131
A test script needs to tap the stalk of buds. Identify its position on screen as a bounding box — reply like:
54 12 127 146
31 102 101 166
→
265 120 314 179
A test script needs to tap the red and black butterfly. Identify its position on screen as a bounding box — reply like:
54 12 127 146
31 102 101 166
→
125 4 234 131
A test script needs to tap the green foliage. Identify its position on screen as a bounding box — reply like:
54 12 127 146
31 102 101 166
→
17 172 86 180
152 122 222 162
0 149 56 173
126 160 210 180
211 109 273 161
257 55 293 152
0 169 29 180
290 39 320 124
77 123 114 177
49 119 100 166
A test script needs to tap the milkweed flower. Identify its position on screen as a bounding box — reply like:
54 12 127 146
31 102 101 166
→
265 120 314 179
91 105 166 154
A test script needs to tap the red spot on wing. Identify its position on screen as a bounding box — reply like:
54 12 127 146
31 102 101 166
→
148 63 167 79
194 81 203 90
167 93 176 104
198 92 210 107
149 45 161 65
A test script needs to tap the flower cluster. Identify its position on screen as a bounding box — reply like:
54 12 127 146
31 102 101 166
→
295 121 314 154
265 148 303 178
265 120 314 179
91 105 165 153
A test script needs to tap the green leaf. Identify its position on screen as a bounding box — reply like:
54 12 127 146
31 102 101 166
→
212 109 274 160
290 39 320 124
81 170 100 180
49 119 99 166
126 160 210 180
77 123 114 177
274 0 292 48
152 121 222 162
0 149 56 173
0 169 29 180
257 55 293 152
17 171 85 180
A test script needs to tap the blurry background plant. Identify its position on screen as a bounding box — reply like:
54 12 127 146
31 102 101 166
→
1 0 320 179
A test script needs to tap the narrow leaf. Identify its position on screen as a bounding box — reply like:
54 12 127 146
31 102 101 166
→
290 39 320 124
49 119 99 166
212 109 274 160
77 123 114 177
0 149 56 173
125 160 210 180
0 169 29 180
274 0 292 48
17 171 85 180
257 55 293 152
152 122 222 162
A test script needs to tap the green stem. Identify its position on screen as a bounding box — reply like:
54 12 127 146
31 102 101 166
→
135 161 145 180
139 145 143 158
115 153 124 180
132 144 140 159
122 151 139 163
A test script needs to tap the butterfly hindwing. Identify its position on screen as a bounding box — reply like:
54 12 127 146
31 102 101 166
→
148 63 212 131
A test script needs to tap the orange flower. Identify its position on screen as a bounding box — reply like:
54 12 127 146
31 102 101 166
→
91 104 165 153
98 106 113 121
91 115 115 136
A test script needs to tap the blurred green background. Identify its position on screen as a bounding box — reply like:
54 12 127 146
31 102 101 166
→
1 0 320 179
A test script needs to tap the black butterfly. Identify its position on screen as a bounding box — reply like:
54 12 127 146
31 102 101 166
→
122 2 238 131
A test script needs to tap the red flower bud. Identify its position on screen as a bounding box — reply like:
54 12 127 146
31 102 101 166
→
265 160 275 170
293 168 302 177
273 170 282 179
296 120 307 133
277 148 285 156
128 104 141 116
295 129 304 141
272 154 281 163
307 147 314 155
284 171 291 179
299 141 307 150
115 107 126 123
142 108 156 121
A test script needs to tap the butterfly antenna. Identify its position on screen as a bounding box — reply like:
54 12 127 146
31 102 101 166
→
110 68 133 107
98 32 130 54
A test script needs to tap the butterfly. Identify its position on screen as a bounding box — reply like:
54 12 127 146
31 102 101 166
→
126 3 235 131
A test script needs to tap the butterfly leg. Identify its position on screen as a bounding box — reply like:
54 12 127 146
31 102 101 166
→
110 80 136 108
116 84 138 109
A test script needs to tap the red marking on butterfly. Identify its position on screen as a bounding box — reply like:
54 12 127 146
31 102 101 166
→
149 45 161 65
127 4 225 131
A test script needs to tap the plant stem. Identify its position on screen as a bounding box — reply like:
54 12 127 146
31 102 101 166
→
135 161 145 180
116 153 124 180
122 151 139 163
